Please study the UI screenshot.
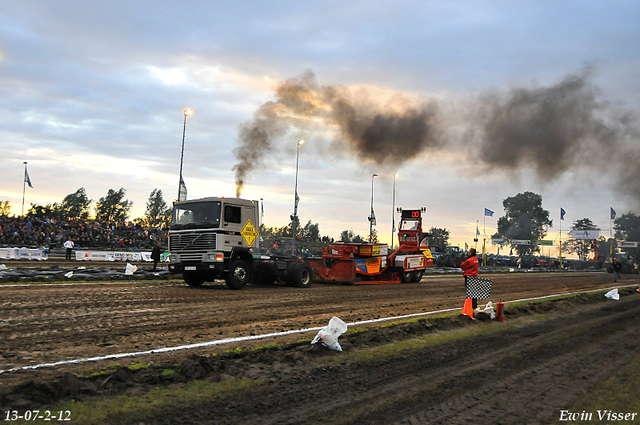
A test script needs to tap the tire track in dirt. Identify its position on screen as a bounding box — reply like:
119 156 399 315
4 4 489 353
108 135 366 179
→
145 295 639 425
387 300 640 425
0 273 636 387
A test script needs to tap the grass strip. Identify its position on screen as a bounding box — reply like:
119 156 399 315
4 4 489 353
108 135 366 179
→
567 355 640 422
10 378 262 425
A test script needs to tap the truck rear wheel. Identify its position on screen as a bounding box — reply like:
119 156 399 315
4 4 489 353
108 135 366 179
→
287 262 313 288
226 259 251 290
184 272 205 287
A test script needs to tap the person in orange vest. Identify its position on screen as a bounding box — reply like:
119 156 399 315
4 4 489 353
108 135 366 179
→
461 247 479 310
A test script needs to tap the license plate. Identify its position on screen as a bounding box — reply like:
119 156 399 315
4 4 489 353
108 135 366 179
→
185 266 196 271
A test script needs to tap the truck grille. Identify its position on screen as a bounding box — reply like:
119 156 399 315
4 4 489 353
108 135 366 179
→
169 232 217 252
178 253 205 262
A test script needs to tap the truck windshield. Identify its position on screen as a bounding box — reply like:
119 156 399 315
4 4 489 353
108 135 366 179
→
400 219 419 231
172 201 222 229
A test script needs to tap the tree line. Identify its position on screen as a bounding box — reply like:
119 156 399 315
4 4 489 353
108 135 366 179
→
5 188 638 261
493 191 640 262
2 188 171 229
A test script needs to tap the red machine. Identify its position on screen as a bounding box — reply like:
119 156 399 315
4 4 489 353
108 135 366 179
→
306 207 431 284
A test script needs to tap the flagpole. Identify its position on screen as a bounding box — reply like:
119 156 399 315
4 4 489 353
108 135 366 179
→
22 162 27 216
483 214 486 266
559 209 563 268
610 208 614 262
475 220 479 250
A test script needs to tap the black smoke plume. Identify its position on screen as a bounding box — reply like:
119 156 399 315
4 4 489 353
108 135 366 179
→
471 67 640 200
233 68 639 203
233 70 440 197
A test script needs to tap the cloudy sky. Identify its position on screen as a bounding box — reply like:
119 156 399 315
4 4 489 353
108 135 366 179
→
1 1 639 253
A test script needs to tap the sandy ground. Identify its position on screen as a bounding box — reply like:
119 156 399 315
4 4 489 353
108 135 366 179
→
0 267 639 424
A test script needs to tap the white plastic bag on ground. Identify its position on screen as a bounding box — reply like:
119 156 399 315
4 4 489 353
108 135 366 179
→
605 288 620 300
476 301 496 319
125 263 138 275
64 271 73 278
0 264 7 270
311 316 348 351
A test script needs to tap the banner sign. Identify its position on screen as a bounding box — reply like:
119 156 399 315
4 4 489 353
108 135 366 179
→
75 250 169 262
538 240 554 246
570 230 600 240
618 241 639 248
491 238 507 245
511 240 531 245
0 248 48 260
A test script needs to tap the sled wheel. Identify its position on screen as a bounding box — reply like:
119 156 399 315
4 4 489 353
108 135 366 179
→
411 270 424 282
400 270 413 283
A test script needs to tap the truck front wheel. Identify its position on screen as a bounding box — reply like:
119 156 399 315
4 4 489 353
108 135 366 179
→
184 272 205 287
226 259 251 290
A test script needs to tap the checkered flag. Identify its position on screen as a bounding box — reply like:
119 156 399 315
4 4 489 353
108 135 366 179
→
466 276 493 299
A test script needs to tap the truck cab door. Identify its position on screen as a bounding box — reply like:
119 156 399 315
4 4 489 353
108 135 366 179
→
222 204 244 248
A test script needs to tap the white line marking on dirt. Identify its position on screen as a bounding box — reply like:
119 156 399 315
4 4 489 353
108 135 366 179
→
0 284 637 375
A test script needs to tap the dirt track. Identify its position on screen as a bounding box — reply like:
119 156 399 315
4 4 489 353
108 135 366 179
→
1 269 639 423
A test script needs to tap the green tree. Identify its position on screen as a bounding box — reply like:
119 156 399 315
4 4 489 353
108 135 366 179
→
60 188 92 221
95 188 132 224
0 200 12 216
563 218 600 261
259 224 274 238
288 215 301 239
340 229 365 243
428 227 450 252
27 203 62 220
300 220 320 241
143 189 171 228
614 213 640 261
614 213 640 241
496 191 552 255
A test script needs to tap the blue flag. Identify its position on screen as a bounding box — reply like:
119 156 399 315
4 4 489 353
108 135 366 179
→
610 207 616 220
484 208 494 217
25 168 33 188
560 208 566 220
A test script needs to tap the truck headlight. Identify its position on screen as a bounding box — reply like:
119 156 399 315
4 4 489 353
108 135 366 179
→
208 253 224 261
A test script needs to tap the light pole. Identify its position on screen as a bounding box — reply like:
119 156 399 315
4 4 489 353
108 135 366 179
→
177 108 193 201
391 173 398 249
291 139 305 256
369 173 378 242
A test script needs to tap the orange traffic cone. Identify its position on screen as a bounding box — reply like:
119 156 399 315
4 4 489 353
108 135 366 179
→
496 301 504 322
462 298 474 319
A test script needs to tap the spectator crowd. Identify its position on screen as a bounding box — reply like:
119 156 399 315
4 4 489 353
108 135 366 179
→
0 215 166 251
